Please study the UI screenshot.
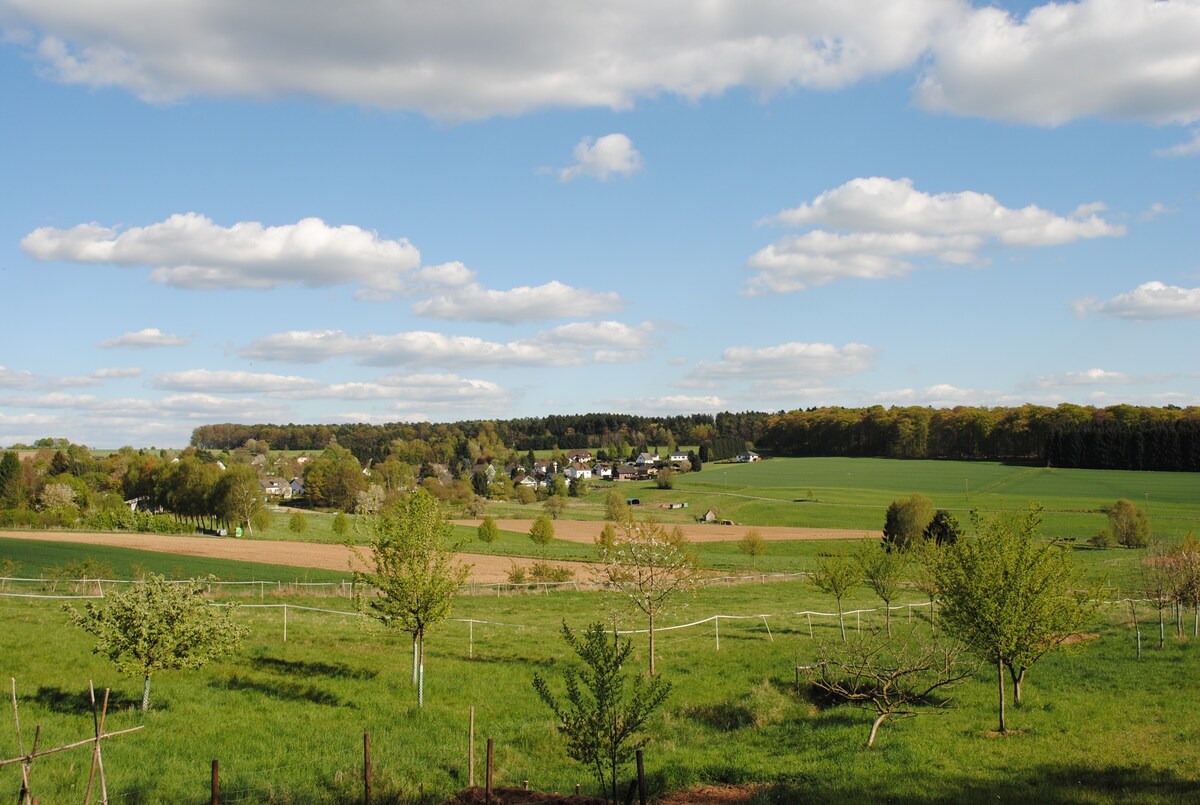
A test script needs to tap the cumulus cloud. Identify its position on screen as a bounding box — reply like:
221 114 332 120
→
1076 281 1200 320
0 365 37 389
1033 368 1132 388
690 342 875 384
8 1 1200 125
603 395 727 415
1155 130 1200 157
747 177 1123 294
412 280 623 323
153 369 324 394
917 0 1200 125
100 328 189 349
4 0 953 119
240 322 656 368
559 134 643 182
51 367 143 388
23 213 422 299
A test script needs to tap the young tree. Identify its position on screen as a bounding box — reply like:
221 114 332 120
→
855 541 909 636
529 515 555 556
934 505 1093 733
1142 541 1175 649
288 511 308 534
655 468 676 490
331 511 349 536
477 514 499 544
533 622 671 804
740 530 766 564
596 516 701 675
810 552 861 642
1108 499 1150 548
806 628 974 747
604 489 628 522
882 494 935 552
351 489 471 707
65 574 247 711
923 509 962 546
543 494 567 520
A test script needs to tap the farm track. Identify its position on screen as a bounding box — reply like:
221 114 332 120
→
0 522 876 583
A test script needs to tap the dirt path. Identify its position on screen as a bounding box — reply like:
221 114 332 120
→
453 519 879 544
0 530 586 585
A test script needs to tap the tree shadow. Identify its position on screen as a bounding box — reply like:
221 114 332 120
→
215 675 351 708
683 701 756 731
32 685 150 715
249 655 377 680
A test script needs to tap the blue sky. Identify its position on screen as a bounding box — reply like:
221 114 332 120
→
1 0 1198 448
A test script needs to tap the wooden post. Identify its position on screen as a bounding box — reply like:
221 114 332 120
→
468 707 475 788
283 604 288 643
363 732 371 805
485 738 494 803
636 748 646 805
469 621 474 660
761 615 773 642
806 613 813 639
211 759 219 805
714 617 720 651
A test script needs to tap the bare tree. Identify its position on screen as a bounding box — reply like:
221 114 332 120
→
806 628 974 747
596 515 701 676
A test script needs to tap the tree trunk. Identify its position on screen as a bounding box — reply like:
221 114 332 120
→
418 632 426 708
648 611 656 676
1009 665 1025 707
929 595 936 637
867 712 888 747
884 601 892 637
1159 609 1165 649
997 658 1007 733
141 676 151 713
411 633 419 686
837 599 846 643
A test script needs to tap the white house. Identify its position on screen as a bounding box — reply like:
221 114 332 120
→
736 451 762 463
635 452 659 465
564 461 593 480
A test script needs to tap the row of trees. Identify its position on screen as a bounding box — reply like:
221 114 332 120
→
761 403 1200 469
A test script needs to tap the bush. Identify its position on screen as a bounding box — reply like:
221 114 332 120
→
332 511 349 536
289 512 308 534
528 561 575 583
478 515 499 544
1088 529 1114 548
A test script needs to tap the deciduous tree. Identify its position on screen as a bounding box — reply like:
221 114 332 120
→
933 505 1092 732
1108 499 1150 548
596 516 701 675
810 553 861 642
65 574 247 711
882 494 935 552
855 541 908 636
351 489 470 707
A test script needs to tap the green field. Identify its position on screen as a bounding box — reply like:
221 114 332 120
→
2 554 1198 804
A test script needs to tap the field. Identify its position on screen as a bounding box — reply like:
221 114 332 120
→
2 456 1199 802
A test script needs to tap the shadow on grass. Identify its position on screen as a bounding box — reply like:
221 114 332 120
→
756 762 1200 804
217 674 351 708
34 685 150 714
250 655 378 680
684 701 756 731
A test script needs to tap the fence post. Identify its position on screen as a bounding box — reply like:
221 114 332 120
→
486 738 494 803
363 732 371 805
211 759 219 805
714 617 720 652
468 707 475 788
283 604 288 643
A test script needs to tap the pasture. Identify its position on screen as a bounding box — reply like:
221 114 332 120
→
2 537 1199 803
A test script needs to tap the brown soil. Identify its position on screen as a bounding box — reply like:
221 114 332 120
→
453 519 877 544
0 520 873 585
0 530 584 585
442 783 761 804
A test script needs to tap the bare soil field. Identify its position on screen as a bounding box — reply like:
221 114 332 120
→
0 530 585 584
1 521 873 584
453 519 879 544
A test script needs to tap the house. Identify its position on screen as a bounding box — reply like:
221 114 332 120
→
289 477 305 497
736 451 762 463
699 509 719 523
564 462 593 480
567 449 593 463
668 450 689 464
259 477 292 498
614 464 641 481
635 452 659 465
593 462 613 480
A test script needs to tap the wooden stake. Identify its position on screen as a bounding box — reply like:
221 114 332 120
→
211 759 219 805
283 604 288 643
714 617 720 651
636 748 646 805
363 732 371 805
468 707 475 788
485 738 494 803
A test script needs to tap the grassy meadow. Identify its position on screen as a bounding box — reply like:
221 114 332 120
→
3 456 1200 802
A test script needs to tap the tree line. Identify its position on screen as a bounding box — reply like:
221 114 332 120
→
760 403 1200 470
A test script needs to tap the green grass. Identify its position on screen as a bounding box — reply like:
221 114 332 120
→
2 544 1198 804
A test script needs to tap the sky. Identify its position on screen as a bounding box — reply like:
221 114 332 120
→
0 0 1198 449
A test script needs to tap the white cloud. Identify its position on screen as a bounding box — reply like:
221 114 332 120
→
1034 368 1132 388
153 369 324 394
239 323 654 368
747 177 1123 294
1077 281 1200 320
917 0 1200 125
1155 129 1200 157
23 213 422 299
412 280 623 323
0 365 37 389
603 395 727 415
690 342 875 382
51 367 143 388
559 134 643 182
100 328 189 349
1140 202 1174 222
4 1 954 119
